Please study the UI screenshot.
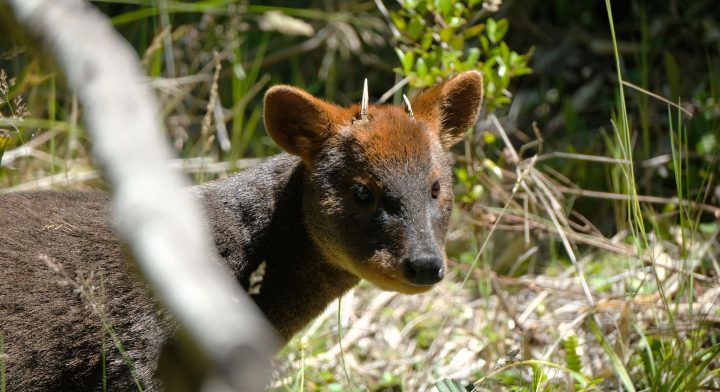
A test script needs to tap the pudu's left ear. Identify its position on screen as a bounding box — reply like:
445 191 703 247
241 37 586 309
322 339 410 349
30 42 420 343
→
411 71 484 148
263 85 345 163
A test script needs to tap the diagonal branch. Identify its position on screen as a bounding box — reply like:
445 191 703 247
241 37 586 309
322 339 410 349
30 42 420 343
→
7 0 278 389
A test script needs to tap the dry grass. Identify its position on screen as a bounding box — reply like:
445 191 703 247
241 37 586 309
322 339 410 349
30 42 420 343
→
267 188 719 391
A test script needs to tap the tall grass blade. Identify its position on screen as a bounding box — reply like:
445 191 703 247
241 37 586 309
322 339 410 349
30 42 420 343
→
589 319 635 392
336 299 353 390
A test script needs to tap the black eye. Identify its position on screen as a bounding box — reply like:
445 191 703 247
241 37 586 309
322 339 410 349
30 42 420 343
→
352 184 373 204
431 181 440 199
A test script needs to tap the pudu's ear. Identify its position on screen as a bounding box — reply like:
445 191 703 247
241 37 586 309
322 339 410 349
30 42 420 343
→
411 71 484 148
264 86 343 162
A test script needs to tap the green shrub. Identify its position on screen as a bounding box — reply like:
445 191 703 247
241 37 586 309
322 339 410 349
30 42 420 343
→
390 0 531 112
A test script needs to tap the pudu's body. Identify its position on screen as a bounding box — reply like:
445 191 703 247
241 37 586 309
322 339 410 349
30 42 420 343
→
0 71 483 391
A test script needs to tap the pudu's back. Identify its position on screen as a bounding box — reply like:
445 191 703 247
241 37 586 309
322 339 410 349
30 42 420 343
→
0 191 168 391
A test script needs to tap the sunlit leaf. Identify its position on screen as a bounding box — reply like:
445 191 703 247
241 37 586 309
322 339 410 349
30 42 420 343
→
408 16 424 40
464 23 485 38
494 18 509 42
416 58 428 79
465 47 480 67
421 31 434 51
402 50 415 73
486 17 497 43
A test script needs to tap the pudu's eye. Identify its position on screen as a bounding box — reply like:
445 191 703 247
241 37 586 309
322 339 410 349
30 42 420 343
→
431 180 440 199
352 184 374 204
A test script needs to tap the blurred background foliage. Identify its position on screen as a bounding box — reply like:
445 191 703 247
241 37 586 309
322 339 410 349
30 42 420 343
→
1 0 716 230
1 0 719 389
503 0 719 233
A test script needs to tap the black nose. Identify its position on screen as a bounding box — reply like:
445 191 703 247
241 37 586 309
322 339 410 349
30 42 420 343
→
403 256 445 285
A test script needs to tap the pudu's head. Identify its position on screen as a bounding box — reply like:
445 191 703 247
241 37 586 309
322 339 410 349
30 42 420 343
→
263 71 483 294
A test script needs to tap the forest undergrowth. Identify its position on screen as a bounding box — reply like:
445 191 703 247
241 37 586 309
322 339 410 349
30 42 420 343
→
1 0 718 390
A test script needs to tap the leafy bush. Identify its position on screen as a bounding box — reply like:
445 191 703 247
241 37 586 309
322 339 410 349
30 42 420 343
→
390 0 531 111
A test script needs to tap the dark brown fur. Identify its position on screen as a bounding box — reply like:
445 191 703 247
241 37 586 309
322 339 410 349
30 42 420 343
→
0 71 483 391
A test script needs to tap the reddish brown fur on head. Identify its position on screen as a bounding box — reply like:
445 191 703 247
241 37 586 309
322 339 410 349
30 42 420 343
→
263 71 483 293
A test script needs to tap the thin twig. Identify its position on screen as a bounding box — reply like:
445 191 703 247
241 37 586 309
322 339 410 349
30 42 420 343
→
622 80 693 118
372 0 401 39
490 113 519 163
531 151 632 165
377 76 409 104
530 169 596 307
244 28 329 69
554 184 720 216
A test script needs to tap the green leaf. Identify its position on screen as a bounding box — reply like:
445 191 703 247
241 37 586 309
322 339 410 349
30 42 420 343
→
402 50 415 73
407 16 424 40
440 27 455 43
0 131 10 163
421 31 434 51
698 132 717 155
589 320 636 392
500 41 510 61
390 12 406 31
482 159 502 179
699 222 718 234
436 0 453 18
402 0 419 10
470 184 484 200
498 63 507 79
448 16 463 28
481 130 496 144
465 47 480 67
531 363 546 389
434 378 465 392
494 18 509 42
480 35 489 52
563 335 582 373
455 167 469 184
464 23 485 38
453 2 465 16
416 58 428 79
486 17 497 43
395 47 405 62
380 371 397 386
327 383 343 392
451 35 464 51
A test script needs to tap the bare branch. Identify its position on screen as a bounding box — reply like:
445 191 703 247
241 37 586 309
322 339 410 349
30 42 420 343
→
8 0 278 389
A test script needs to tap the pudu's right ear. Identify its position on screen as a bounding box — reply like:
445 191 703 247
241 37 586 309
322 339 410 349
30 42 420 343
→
411 71 484 149
264 86 344 162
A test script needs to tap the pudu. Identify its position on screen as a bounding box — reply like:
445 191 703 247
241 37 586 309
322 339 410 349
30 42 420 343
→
0 71 483 391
